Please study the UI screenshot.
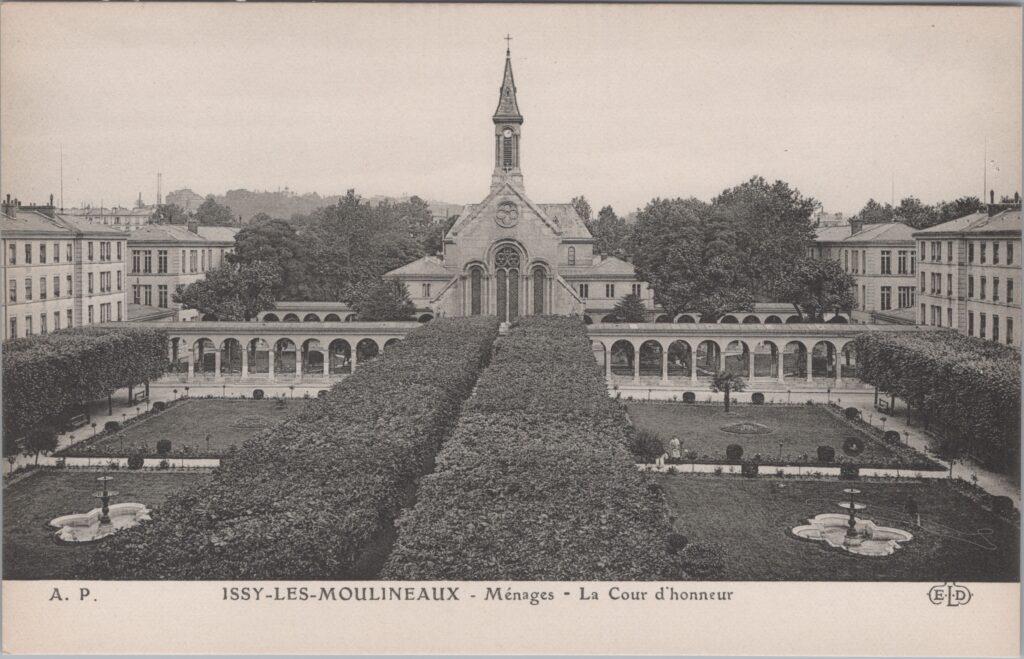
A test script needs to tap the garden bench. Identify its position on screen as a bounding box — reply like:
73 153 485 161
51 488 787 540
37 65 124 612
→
876 399 891 414
67 414 88 430
132 391 149 404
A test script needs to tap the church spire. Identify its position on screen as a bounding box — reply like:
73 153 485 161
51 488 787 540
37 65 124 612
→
493 38 522 122
491 40 525 191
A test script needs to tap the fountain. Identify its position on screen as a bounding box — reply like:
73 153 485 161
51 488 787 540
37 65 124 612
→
792 488 913 557
49 476 151 544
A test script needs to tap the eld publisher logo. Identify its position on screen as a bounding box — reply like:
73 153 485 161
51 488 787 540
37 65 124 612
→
928 583 972 607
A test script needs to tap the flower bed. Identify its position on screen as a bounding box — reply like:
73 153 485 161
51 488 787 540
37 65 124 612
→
383 317 681 580
79 317 499 579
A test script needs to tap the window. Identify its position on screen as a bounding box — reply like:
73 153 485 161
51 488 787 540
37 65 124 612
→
8 318 15 339
66 274 72 296
24 243 31 264
117 241 123 261
7 243 15 265
946 274 952 296
7 279 15 303
158 285 168 308
880 250 891 274
910 250 916 274
852 250 859 273
88 242 94 261
158 250 168 273
87 272 94 294
567 247 576 266
53 311 60 331
578 283 589 299
947 307 953 328
968 242 974 263
117 301 123 322
132 250 141 273
861 251 866 273
993 315 1000 342
190 250 197 272
143 250 152 274
66 242 72 262
1008 317 1014 345
843 251 849 272
66 309 73 328
132 284 141 305
993 277 1000 302
181 250 186 273
24 315 32 335
931 273 941 294
39 277 46 300
993 243 1000 265
1008 279 1014 304
946 241 953 262
201 250 206 272
932 241 941 262
898 286 914 308
968 311 974 336
605 284 615 298
101 303 111 323
880 286 892 311
980 313 987 338
51 275 59 297
631 283 642 297
39 243 46 264
24 278 31 301
117 271 122 291
897 250 908 274
40 314 47 335
968 276 974 298
920 303 926 324
980 276 987 300
53 242 60 263
861 285 866 310
1008 242 1014 265
88 305 94 324
920 271 926 291
421 283 431 298
980 242 987 263
143 285 152 306
931 305 941 326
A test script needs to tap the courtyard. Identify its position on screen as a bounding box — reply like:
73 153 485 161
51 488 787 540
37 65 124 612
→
58 398 295 458
3 471 210 579
661 476 1019 581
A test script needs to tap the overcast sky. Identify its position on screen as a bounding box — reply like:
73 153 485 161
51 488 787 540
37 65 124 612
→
2 3 1020 216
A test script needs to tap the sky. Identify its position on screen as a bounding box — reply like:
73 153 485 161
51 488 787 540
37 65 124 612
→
2 3 1020 216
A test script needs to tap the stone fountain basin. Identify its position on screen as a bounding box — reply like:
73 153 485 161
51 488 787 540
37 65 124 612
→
793 513 912 557
49 503 151 543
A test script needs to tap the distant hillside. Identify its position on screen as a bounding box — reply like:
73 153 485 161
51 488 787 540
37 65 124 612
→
207 188 463 223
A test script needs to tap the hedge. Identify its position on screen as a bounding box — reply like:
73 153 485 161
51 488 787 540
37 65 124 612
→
383 316 681 580
79 317 498 579
3 326 168 437
854 331 1020 474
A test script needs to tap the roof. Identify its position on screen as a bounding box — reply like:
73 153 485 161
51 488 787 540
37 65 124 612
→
914 209 1022 237
538 204 593 240
814 224 852 243
561 256 638 278
842 221 915 244
126 304 176 322
196 226 240 244
384 255 450 278
914 211 989 236
127 224 212 245
493 50 522 122
52 213 125 236
1 210 71 236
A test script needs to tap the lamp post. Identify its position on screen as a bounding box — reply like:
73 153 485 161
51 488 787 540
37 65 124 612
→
184 386 190 399
827 387 831 404
91 422 97 437
222 384 226 398
172 388 178 401
121 413 127 425
787 389 791 404
289 385 295 399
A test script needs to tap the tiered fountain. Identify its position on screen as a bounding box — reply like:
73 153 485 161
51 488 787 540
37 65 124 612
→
792 487 913 556
49 476 151 544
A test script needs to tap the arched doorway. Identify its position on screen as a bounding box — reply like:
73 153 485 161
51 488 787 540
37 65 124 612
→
639 340 663 377
357 338 379 363
247 339 270 374
724 340 749 377
591 341 606 370
841 343 859 379
274 339 297 374
193 338 215 374
753 341 779 378
494 245 521 323
695 340 720 378
783 341 807 380
609 340 634 376
812 341 837 379
302 339 324 374
532 265 547 315
220 338 243 375
667 340 692 380
328 339 352 375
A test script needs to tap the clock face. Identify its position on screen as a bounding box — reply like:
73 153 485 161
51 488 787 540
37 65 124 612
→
502 128 513 138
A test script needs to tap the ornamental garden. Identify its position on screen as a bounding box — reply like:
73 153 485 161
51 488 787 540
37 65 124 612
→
2 319 1019 581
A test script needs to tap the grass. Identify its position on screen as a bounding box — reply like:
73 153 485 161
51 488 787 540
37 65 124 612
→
661 476 1019 581
630 402 898 464
3 470 210 579
67 399 295 456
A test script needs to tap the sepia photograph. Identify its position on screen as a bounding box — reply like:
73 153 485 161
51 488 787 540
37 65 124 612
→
0 2 1020 655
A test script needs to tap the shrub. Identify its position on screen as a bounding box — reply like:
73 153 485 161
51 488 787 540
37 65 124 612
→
155 439 172 455
127 453 144 470
725 444 743 462
317 390 328 399
104 421 121 432
741 463 758 478
684 449 698 461
384 317 679 581
629 429 664 461
817 446 836 463
83 318 499 580
252 389 264 400
666 533 689 554
751 392 765 405
152 401 167 412
844 407 861 420
839 465 859 480
157 459 169 470
883 430 901 445
991 495 1014 517
682 391 696 403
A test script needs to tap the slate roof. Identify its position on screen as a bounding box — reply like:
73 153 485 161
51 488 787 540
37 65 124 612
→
814 224 852 243
1 210 70 236
914 209 1022 237
493 51 522 122
384 255 450 278
196 226 240 244
561 256 638 278
842 221 915 244
127 224 211 244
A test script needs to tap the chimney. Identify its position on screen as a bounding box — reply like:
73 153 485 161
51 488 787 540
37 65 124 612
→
186 220 199 234
1015 192 1021 205
849 218 864 235
1 194 13 217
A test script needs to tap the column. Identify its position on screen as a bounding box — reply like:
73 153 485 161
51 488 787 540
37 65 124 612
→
241 347 249 378
296 349 303 380
632 344 640 383
268 350 275 380
836 359 843 385
690 349 697 384
748 348 755 380
660 346 668 382
187 354 194 381
777 351 785 383
351 348 358 372
605 349 611 381
322 350 329 377
214 351 221 379
719 347 726 374
805 346 813 383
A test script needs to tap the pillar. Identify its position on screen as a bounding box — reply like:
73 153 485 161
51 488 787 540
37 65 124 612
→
241 347 249 378
719 347 726 374
296 349 303 380
632 344 640 382
805 346 813 383
605 348 611 381
747 348 755 380
690 350 697 384
187 354 194 380
322 350 329 377
214 351 221 379
836 359 842 384
777 350 785 382
351 348 358 372
660 346 668 382
268 350 275 379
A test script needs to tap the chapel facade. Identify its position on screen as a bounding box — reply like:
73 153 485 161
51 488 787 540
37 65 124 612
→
384 47 653 322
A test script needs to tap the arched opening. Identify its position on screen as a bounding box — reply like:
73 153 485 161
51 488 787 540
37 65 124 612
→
356 338 379 363
200 313 218 322
344 313 357 322
784 315 802 324
827 314 849 324
812 341 837 379
263 313 279 322
639 340 663 377
655 314 672 323
328 339 352 375
193 338 216 374
609 340 635 376
695 340 721 378
753 341 779 378
282 313 300 323
274 338 297 374
742 314 761 324
719 315 739 324
591 341 606 370
676 314 696 323
764 315 783 324
582 315 593 325
302 339 324 374
324 313 341 322
469 265 484 316
783 341 807 380
170 337 188 373
417 313 434 323
247 339 270 374
599 314 618 323
724 340 749 377
532 265 546 315
303 313 320 322
841 343 859 379
494 245 521 323
220 338 243 375
384 338 401 350
667 340 692 379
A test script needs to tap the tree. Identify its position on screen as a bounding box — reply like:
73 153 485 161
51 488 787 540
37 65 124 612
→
609 293 646 323
776 257 856 321
856 199 895 224
173 261 280 321
193 196 235 226
571 195 593 223
228 218 311 299
711 372 746 412
937 197 985 224
3 434 21 474
422 214 458 256
350 279 416 321
23 425 58 466
151 204 188 225
631 197 753 320
586 206 632 259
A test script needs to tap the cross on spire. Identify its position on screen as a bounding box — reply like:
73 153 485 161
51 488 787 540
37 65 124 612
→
504 33 512 55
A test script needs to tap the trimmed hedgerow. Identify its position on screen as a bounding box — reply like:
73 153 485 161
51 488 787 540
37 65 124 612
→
79 317 498 579
383 316 681 580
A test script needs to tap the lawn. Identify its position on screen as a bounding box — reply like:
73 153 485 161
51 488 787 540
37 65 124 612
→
3 470 210 579
630 402 907 466
661 476 1019 581
63 399 295 457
